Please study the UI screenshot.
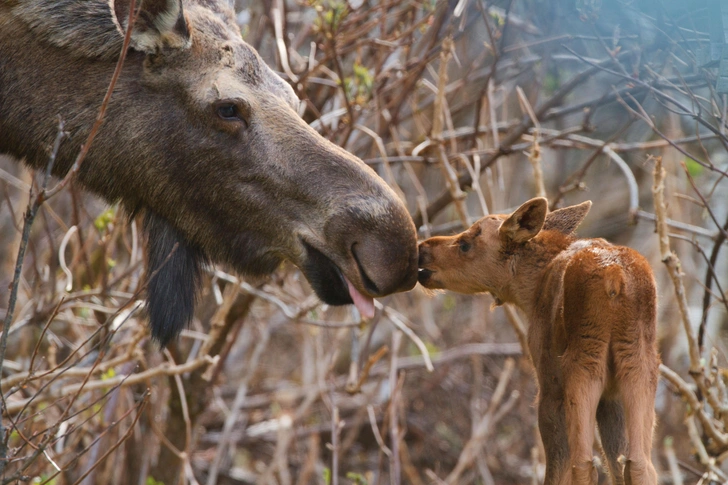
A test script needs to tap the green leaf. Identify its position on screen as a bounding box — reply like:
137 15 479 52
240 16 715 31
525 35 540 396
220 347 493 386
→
424 341 440 354
353 63 373 92
94 207 116 233
33 475 57 485
101 368 116 380
313 0 348 32
346 472 369 484
490 11 505 27
443 294 456 311
684 158 703 178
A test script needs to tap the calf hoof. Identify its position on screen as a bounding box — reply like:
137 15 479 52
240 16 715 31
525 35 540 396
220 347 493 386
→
624 459 657 485
571 459 598 485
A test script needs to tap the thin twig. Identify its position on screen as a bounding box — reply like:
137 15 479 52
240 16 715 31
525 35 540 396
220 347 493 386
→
652 156 701 373
446 358 517 483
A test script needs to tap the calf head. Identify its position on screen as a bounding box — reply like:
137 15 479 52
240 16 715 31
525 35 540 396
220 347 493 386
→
1 0 419 344
418 198 591 303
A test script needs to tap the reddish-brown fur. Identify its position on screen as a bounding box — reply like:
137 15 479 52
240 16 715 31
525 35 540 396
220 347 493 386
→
418 198 659 485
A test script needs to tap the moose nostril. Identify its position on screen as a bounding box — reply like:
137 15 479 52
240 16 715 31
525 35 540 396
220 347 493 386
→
329 199 418 296
351 244 380 295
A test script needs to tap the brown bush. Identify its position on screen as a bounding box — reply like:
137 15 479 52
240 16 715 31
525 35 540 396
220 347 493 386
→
1 1 727 484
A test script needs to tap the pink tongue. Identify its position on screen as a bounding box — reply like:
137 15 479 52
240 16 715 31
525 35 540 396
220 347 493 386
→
345 277 375 319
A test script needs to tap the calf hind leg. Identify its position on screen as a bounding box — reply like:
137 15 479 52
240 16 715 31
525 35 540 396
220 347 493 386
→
596 399 626 485
621 376 658 485
563 368 603 485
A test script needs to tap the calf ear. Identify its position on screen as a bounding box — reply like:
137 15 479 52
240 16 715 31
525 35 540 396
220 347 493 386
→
112 0 191 53
499 197 548 244
543 200 592 235
144 211 205 347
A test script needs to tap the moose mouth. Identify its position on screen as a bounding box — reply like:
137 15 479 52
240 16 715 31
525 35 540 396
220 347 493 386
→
300 240 375 318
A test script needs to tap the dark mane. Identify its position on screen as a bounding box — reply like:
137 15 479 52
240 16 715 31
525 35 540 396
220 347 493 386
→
11 0 124 59
9 0 238 60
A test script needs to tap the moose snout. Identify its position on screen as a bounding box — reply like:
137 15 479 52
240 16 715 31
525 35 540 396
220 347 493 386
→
352 232 418 295
319 194 419 303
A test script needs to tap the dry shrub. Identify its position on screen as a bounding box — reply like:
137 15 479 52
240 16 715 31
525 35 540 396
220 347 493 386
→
0 1 726 484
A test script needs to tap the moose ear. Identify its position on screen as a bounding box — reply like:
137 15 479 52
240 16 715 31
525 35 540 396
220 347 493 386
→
543 200 592 235
499 197 548 244
112 0 191 54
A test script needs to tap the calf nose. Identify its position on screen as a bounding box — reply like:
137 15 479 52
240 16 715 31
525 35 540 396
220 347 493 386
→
418 241 432 267
416 242 435 286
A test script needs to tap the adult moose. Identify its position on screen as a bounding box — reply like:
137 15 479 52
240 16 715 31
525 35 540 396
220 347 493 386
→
0 0 419 345
418 198 659 485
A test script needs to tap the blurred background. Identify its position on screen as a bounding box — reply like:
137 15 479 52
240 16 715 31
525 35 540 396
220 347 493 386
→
1 0 727 483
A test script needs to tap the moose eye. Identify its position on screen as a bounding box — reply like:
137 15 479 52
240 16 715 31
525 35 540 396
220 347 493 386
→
214 100 249 129
459 239 471 253
217 103 239 120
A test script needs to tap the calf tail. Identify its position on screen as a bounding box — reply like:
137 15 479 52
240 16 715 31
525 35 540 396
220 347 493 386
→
603 265 624 298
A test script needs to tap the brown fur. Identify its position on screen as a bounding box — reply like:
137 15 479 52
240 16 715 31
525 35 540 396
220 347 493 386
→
0 0 419 343
418 198 659 485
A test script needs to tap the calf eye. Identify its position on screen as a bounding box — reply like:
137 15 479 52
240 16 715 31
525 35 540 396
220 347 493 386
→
459 239 471 253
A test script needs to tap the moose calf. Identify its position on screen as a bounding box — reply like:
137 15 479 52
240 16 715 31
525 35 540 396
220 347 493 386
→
418 198 659 485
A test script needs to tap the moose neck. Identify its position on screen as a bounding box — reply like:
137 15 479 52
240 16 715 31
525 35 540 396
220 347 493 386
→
0 7 140 179
504 230 574 316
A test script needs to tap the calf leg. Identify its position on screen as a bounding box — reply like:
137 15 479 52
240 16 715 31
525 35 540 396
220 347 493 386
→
621 374 658 485
558 336 610 485
596 399 626 485
538 393 569 485
563 372 601 485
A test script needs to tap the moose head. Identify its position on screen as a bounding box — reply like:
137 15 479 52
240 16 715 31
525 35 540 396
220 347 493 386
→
417 198 592 305
0 0 419 344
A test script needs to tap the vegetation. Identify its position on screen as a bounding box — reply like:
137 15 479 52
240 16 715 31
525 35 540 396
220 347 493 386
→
0 0 726 483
